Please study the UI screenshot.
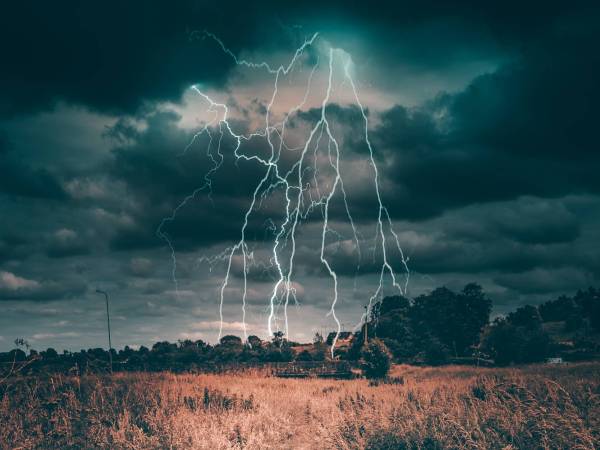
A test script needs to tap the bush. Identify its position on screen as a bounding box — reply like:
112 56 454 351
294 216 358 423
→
422 336 450 366
481 318 554 365
361 339 392 379
295 350 313 362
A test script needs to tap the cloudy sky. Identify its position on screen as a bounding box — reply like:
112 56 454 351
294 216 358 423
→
1 1 599 351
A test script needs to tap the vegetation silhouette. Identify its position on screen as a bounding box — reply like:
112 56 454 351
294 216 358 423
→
2 285 599 376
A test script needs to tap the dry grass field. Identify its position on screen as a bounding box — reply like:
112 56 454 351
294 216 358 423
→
1 363 599 449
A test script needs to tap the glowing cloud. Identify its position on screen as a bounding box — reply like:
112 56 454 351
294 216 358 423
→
159 32 410 356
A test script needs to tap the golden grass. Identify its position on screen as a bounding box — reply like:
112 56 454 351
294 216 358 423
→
1 363 599 449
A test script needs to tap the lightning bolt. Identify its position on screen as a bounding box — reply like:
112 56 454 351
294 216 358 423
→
160 32 409 356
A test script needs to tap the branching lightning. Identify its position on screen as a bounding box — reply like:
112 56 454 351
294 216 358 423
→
159 32 409 355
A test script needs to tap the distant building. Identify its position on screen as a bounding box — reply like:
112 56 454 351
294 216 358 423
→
290 343 314 356
326 331 352 346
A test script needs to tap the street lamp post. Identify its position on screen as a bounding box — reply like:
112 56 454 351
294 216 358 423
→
95 289 113 374
363 304 369 346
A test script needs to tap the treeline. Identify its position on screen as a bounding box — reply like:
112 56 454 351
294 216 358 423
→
363 284 600 365
0 332 315 376
1 285 599 375
483 287 600 365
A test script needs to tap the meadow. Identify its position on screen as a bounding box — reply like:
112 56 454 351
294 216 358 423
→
1 363 599 449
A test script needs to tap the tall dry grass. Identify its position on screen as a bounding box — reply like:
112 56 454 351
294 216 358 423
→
1 363 598 449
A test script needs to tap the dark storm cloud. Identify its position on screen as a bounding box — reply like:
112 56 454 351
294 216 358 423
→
0 270 86 302
3 0 593 117
482 199 581 245
1 0 599 350
106 110 285 251
304 0 594 41
493 267 595 295
373 12 600 220
295 104 368 154
45 229 91 259
0 135 66 199
0 235 29 264
1 2 234 117
127 258 156 278
0 0 372 118
230 253 280 283
303 195 597 283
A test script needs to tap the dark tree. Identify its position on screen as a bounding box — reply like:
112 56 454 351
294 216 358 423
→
313 332 324 344
507 305 543 330
219 335 243 347
295 350 313 361
422 334 450 366
539 295 578 322
312 338 327 361
7 349 27 362
482 317 554 365
152 341 177 353
43 348 59 359
271 331 285 348
411 284 491 357
373 295 410 318
361 338 392 379
247 335 262 348
574 287 600 331
455 283 493 354
375 311 418 360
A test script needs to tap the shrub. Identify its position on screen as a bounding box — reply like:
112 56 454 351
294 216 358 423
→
422 336 450 366
361 338 392 379
482 318 554 365
295 350 313 362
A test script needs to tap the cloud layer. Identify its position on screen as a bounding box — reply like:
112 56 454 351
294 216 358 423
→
0 1 599 351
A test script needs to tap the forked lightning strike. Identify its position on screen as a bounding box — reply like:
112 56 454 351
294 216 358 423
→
159 32 409 355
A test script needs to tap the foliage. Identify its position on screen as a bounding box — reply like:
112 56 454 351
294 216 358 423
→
1 285 599 374
481 317 554 365
296 350 313 361
271 331 285 348
247 335 262 348
421 335 451 366
220 335 243 347
361 338 392 379
313 332 324 344
411 284 492 357
369 283 492 362
539 287 600 331
507 305 543 329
